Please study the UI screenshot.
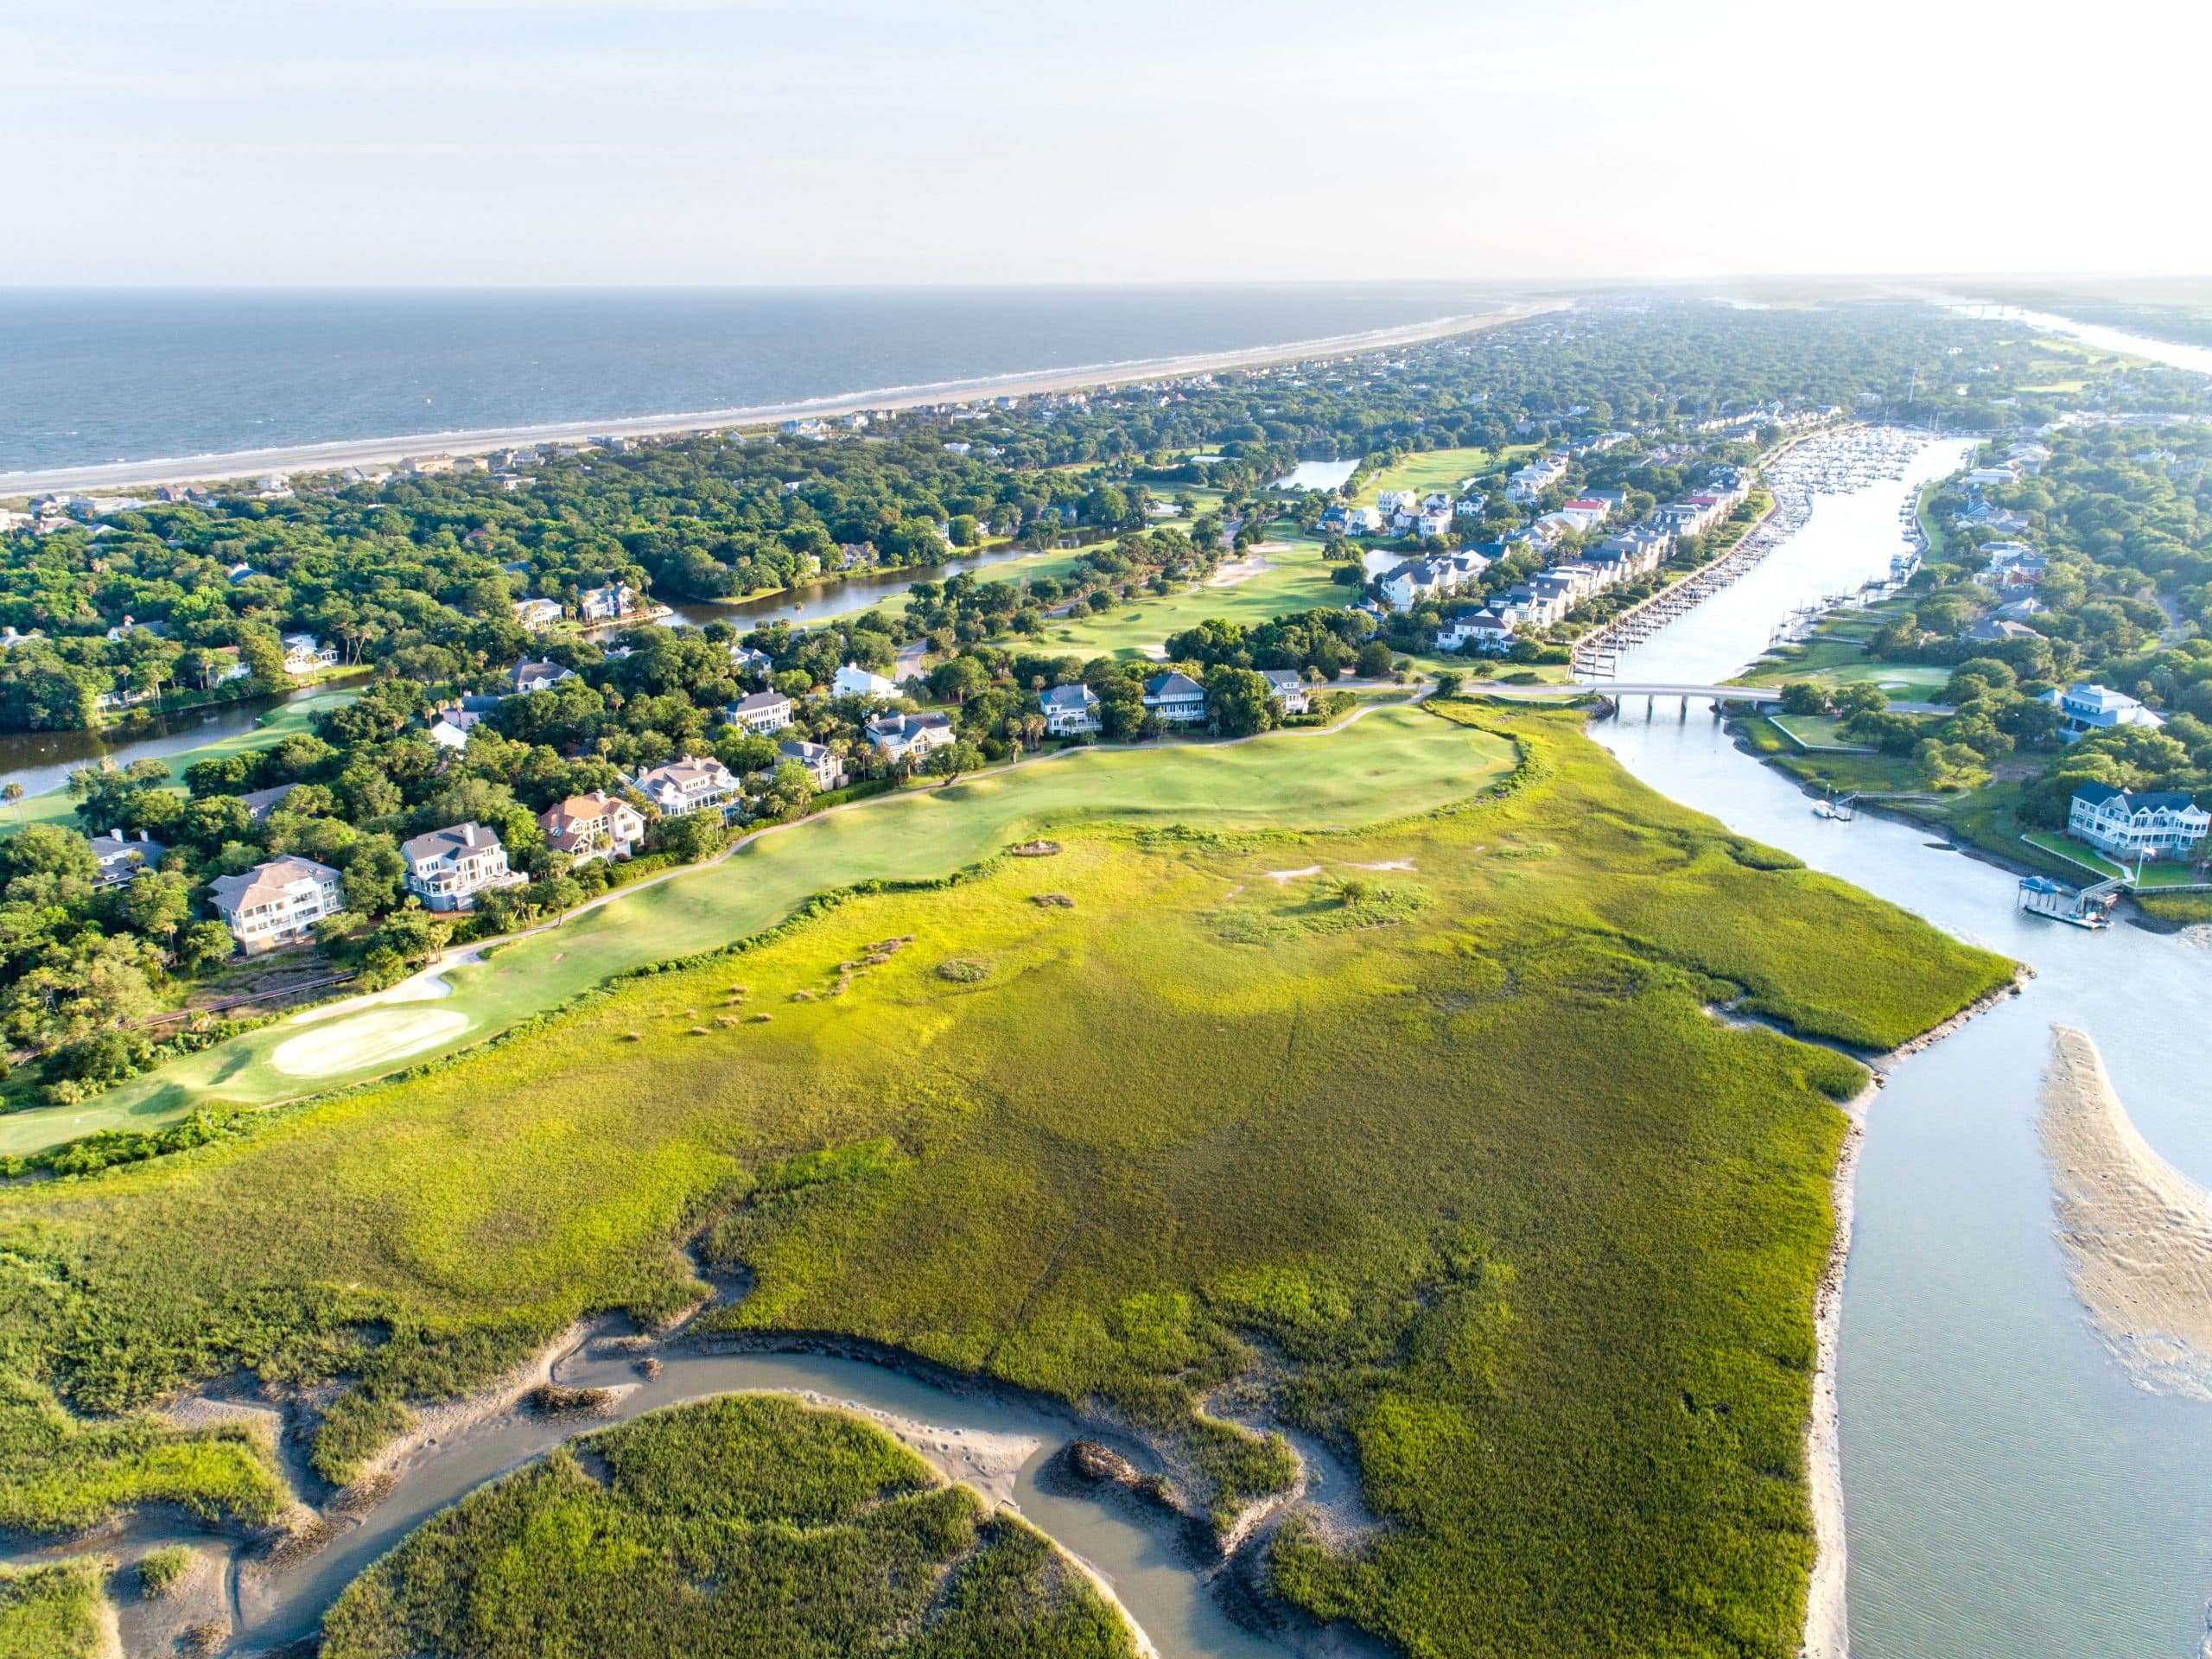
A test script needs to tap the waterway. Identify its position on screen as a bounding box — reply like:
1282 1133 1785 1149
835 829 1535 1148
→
1590 435 2212 1659
658 540 1065 633
1273 461 1358 492
1951 302 2212 379
0 686 323 801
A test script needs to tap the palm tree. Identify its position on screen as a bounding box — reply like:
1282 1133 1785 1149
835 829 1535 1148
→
1 783 21 826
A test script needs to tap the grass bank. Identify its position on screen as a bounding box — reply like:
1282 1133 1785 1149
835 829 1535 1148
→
0 1560 107 1659
321 1395 1135 1659
4 703 1506 1154
0 701 2012 1658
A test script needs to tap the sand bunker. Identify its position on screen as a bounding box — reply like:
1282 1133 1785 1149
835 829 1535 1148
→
1263 866 1324 883
2038 1025 2212 1399
1205 554 1274 587
270 1007 471 1079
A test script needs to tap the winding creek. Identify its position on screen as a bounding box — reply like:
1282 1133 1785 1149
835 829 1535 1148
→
15 415 2212 1658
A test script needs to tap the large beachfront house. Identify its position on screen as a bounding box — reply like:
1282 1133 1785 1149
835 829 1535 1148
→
2069 784 2209 863
208 855 346 954
2044 683 2167 740
579 582 639 622
632 757 741 817
1041 683 1102 735
538 791 647 864
727 690 794 734
866 711 957 765
1141 671 1207 726
401 822 527 912
282 632 337 677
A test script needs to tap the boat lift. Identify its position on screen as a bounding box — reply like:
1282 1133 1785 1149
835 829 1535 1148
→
2017 874 2120 930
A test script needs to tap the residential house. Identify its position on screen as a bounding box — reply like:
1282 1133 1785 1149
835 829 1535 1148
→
1961 618 2039 645
1505 454 1568 504
632 756 741 817
428 708 483 751
2069 784 2209 862
833 664 899 700
539 791 647 864
282 633 336 677
238 783 299 823
512 596 564 630
1141 671 1208 724
1376 490 1418 515
512 659 575 695
401 822 527 912
2043 683 2167 739
777 739 848 791
1996 596 2046 621
727 690 794 734
1041 683 1102 735
1413 508 1452 539
728 644 772 678
1261 669 1311 714
579 582 638 623
87 829 163 888
1438 611 1516 653
866 711 957 763
1454 493 1488 518
208 855 346 954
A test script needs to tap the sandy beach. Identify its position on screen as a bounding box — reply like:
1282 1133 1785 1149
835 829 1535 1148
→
0 302 1558 497
2037 1023 2212 1400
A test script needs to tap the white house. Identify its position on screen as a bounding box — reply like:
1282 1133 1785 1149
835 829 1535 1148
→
1439 611 1516 654
1141 671 1207 725
428 709 483 750
1041 683 1102 735
728 644 772 678
282 633 336 677
86 830 163 888
777 739 848 791
512 659 575 695
208 855 346 954
1505 454 1568 505
1261 669 1311 714
579 582 638 623
833 664 899 700
2043 683 2166 740
866 711 957 763
633 756 741 817
727 690 794 734
1377 490 1418 514
539 791 647 863
512 597 564 630
1413 509 1453 539
401 822 527 912
2069 784 2209 862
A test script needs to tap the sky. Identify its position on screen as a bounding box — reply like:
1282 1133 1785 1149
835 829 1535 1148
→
5 0 2208 288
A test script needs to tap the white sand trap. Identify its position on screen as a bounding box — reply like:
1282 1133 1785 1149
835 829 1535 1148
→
2039 1024 2212 1400
271 1007 470 1078
1263 866 1324 883
289 948 478 1027
1205 555 1274 587
1349 859 1416 872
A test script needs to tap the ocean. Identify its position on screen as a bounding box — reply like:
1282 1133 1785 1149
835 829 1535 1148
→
0 284 1510 476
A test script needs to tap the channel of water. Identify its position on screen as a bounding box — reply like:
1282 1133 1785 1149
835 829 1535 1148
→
1592 436 2212 1659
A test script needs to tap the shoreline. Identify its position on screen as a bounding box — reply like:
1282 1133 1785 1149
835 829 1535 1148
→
0 304 1557 497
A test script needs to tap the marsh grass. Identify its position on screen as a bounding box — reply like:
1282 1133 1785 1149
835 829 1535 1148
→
320 1395 1135 1659
0 703 2012 1657
0 1560 105 1659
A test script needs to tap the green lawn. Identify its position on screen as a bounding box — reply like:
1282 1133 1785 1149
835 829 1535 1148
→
1 703 1513 1154
1352 444 1535 506
1033 534 1350 661
0 701 2014 1659
323 1396 1134 1659
1770 716 1872 753
3 691 362 836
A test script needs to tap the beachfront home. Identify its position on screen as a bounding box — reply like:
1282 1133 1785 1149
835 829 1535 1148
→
281 633 336 677
833 664 899 700
539 791 647 864
1041 683 1102 736
2044 683 2167 740
2069 784 2209 863
208 855 346 954
727 690 794 734
1262 669 1311 715
86 830 163 889
1141 671 1208 725
632 756 741 817
402 822 526 913
777 739 848 791
579 582 638 623
866 711 957 764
